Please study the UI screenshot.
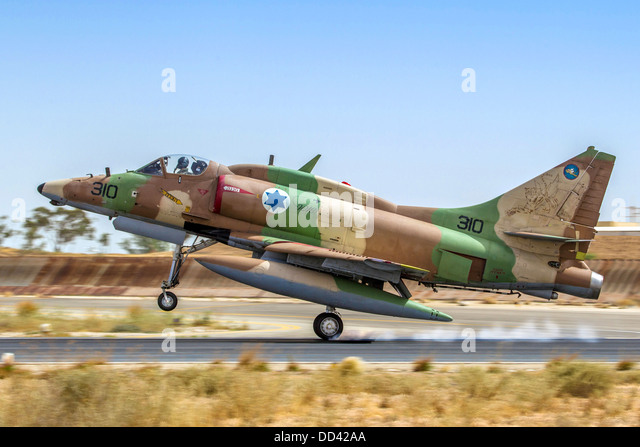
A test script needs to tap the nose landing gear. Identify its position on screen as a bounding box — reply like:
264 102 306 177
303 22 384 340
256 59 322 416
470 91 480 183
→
158 290 178 311
157 237 216 311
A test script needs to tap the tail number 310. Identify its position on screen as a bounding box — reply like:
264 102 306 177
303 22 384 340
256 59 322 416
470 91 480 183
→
457 215 484 234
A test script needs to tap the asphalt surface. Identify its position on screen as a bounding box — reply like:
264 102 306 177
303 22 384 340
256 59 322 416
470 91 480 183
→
1 296 639 364
1 337 638 364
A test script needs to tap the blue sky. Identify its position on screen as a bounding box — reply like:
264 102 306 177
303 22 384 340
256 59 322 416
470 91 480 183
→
1 1 639 251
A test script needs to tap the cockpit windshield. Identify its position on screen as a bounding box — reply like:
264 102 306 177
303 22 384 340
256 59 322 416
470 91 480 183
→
135 155 210 176
165 154 210 176
136 158 164 176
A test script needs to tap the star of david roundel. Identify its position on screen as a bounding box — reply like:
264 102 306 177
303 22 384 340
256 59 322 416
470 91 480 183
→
261 188 291 213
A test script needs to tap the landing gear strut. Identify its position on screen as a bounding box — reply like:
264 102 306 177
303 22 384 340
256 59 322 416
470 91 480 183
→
157 237 216 311
313 306 343 340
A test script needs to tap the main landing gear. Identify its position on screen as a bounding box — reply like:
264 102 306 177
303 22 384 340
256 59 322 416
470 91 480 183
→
157 237 216 312
313 306 344 340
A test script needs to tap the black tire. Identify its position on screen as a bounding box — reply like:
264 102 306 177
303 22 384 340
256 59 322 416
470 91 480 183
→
158 291 178 311
313 312 343 340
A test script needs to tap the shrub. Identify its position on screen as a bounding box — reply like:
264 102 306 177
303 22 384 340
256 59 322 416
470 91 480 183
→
334 357 364 376
127 305 144 319
110 323 142 333
458 366 501 399
616 360 635 371
16 301 38 317
237 347 270 371
413 358 433 372
546 358 613 398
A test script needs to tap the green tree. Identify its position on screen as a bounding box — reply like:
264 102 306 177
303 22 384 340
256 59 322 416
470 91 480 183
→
22 206 95 252
119 235 171 254
0 216 13 246
97 233 111 253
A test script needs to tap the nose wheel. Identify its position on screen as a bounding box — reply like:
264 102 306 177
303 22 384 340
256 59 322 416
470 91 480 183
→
313 308 343 340
158 290 178 312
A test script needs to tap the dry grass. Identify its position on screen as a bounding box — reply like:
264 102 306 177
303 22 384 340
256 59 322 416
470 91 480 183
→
0 359 639 427
0 301 237 335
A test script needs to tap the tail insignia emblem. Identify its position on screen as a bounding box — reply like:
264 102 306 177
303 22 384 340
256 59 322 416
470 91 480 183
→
564 164 579 180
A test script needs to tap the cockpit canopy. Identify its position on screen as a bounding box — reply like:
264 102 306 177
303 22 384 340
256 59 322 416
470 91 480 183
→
136 154 210 176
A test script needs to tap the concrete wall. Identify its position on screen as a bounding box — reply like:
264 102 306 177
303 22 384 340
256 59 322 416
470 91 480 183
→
0 254 637 302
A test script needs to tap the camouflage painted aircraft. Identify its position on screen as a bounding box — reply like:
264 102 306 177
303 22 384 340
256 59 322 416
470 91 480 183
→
38 146 615 340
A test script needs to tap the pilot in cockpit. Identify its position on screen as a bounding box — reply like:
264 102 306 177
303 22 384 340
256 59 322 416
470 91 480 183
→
192 160 207 175
174 156 190 175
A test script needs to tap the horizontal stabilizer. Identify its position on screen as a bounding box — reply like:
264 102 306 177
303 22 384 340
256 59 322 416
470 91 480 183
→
503 231 593 243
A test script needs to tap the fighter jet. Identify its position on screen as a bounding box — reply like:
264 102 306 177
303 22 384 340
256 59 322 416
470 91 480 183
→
38 147 615 340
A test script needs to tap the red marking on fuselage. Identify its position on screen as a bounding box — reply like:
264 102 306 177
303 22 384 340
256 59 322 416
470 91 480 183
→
213 175 255 213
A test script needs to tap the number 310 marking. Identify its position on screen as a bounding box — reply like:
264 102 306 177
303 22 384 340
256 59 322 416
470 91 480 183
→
91 182 118 199
457 215 484 234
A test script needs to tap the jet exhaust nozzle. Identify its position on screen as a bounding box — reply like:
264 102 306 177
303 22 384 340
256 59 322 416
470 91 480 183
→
554 266 604 300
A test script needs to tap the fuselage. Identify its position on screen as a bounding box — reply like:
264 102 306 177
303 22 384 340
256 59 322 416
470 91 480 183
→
38 153 605 300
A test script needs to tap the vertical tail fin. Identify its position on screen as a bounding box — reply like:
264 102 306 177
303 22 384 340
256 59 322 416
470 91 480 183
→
404 146 615 298
496 146 615 259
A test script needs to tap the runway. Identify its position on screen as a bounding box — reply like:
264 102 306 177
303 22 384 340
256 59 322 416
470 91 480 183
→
1 337 638 364
1 296 639 364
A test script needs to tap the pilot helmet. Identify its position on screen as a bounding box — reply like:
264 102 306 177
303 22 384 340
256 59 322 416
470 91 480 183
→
192 160 207 174
177 156 189 170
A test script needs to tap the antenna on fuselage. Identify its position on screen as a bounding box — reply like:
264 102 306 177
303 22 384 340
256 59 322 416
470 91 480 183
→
268 154 275 166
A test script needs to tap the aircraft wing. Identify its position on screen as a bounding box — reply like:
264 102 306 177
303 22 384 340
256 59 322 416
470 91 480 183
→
225 233 429 297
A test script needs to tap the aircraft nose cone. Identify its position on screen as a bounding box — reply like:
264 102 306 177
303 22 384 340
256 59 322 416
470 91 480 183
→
37 183 45 195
